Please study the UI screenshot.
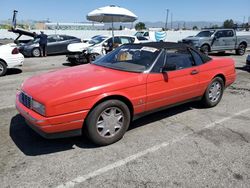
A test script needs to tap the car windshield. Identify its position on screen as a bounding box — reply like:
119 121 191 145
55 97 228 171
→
88 36 107 45
93 44 161 73
134 32 144 37
196 30 215 37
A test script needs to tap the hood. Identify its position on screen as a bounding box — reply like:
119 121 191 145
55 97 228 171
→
182 36 201 41
22 64 145 105
67 42 93 52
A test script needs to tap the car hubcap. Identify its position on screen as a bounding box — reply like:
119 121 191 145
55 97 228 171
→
0 64 3 74
208 81 222 102
239 46 245 55
96 107 124 137
33 49 40 56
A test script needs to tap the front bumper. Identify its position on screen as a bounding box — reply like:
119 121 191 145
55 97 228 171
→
15 94 89 139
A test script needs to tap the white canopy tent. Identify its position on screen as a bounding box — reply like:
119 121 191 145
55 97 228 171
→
87 5 137 42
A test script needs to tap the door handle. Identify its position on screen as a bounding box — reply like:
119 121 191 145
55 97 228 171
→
190 70 199 75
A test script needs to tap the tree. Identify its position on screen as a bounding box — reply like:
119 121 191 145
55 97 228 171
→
211 24 219 29
192 26 198 30
135 22 146 30
223 19 234 28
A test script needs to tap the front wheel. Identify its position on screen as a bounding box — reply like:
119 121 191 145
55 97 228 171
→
0 60 7 76
85 100 131 146
200 44 210 55
201 77 224 108
32 48 41 57
236 44 246 56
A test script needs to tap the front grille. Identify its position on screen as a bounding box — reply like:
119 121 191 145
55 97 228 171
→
19 92 32 109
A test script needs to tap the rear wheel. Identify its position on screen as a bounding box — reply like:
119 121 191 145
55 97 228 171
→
201 77 224 107
236 43 246 56
200 44 210 55
0 60 7 76
85 100 131 146
32 48 41 57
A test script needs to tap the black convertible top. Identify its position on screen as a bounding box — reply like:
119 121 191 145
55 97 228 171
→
124 42 211 62
134 41 187 50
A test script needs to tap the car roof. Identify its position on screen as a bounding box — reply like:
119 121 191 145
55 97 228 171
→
123 42 212 62
126 42 187 50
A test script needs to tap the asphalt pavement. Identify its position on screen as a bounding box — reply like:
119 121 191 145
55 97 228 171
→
0 52 250 188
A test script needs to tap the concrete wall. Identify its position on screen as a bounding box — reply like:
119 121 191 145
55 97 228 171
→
0 29 199 42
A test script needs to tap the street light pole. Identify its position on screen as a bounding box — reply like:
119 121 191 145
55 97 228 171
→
165 9 169 30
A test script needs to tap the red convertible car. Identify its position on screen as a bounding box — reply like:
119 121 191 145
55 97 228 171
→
15 42 236 145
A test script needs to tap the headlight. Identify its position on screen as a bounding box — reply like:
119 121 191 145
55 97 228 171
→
32 100 45 116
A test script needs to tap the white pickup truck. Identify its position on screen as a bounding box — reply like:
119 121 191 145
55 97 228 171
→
0 43 24 76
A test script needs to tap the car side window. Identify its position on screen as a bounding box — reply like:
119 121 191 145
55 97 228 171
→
120 37 130 44
166 48 194 71
215 31 226 38
225 30 234 37
47 37 57 43
151 51 166 73
144 32 149 37
189 49 203 66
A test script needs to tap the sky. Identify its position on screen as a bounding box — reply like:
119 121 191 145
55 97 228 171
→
1 0 250 23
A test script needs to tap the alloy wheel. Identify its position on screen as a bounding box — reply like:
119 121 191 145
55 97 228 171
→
96 107 124 138
208 81 222 102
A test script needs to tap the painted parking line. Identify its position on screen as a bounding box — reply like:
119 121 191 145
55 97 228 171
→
56 108 250 188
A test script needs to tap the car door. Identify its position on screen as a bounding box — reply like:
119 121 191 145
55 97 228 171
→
46 35 60 54
211 30 226 50
223 30 236 49
146 48 200 111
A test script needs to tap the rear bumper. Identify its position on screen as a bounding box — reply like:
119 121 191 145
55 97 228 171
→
6 54 24 68
15 94 89 139
226 73 237 87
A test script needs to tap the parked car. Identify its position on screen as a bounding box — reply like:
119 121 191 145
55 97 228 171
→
181 29 250 55
246 54 250 69
18 35 81 57
16 42 236 145
66 35 140 64
0 43 24 76
135 30 167 41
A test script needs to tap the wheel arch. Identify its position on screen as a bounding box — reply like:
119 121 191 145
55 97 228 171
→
201 43 211 50
238 41 247 48
0 58 7 66
90 95 134 118
82 94 134 131
213 73 226 86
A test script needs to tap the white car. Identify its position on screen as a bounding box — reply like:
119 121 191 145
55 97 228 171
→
66 35 142 64
0 43 24 76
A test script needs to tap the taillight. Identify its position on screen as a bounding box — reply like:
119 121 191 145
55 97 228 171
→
12 48 19 54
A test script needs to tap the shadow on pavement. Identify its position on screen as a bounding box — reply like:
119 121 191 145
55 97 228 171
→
236 66 250 73
209 52 236 56
10 102 197 156
62 62 76 67
9 115 96 156
6 68 22 75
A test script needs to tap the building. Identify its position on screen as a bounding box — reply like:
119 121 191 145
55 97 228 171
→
45 22 104 30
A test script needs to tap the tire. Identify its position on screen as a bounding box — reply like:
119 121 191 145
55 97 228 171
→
236 43 246 56
0 60 7 77
201 77 224 108
85 100 131 146
90 53 101 62
200 44 210 55
32 48 41 57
